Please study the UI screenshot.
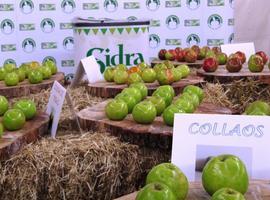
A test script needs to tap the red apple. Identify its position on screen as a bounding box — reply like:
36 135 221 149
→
175 50 186 62
165 49 176 61
191 45 200 56
226 54 242 72
255 51 268 65
184 49 197 63
248 54 264 72
174 47 182 54
158 49 167 60
212 46 221 54
235 51 246 64
198 46 210 60
202 57 218 72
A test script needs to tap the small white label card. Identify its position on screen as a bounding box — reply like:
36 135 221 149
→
171 114 270 181
46 81 67 138
221 42 255 59
71 55 103 87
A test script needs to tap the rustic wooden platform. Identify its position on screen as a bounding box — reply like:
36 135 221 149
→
151 58 203 68
77 100 234 149
0 112 49 161
115 180 270 200
86 75 205 98
0 72 65 98
197 65 270 83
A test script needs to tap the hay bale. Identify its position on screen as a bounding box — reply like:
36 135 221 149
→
0 132 170 200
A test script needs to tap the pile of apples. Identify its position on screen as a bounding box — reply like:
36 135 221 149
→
0 95 37 136
202 50 269 73
158 45 226 64
104 62 191 86
105 82 204 127
136 154 249 200
0 60 58 87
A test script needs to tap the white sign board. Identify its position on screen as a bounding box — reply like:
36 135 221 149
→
172 114 270 181
46 81 67 138
221 42 255 60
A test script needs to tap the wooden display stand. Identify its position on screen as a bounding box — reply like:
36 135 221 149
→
197 65 270 83
115 180 270 200
86 75 205 98
151 58 203 68
0 72 65 98
77 100 234 149
0 112 49 161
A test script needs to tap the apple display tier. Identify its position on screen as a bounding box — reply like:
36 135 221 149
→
197 65 270 84
87 75 205 98
114 180 270 200
0 112 49 161
77 100 234 149
151 58 203 68
0 72 65 98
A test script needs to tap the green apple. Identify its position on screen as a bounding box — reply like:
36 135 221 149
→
164 60 174 69
20 63 31 78
115 64 128 71
13 99 37 120
205 50 217 59
136 182 176 200
129 83 148 99
40 66 52 79
202 154 249 195
15 68 26 82
104 67 115 82
44 60 58 75
4 63 16 73
0 123 4 138
247 110 268 116
248 55 264 73
176 65 190 78
217 52 228 65
162 105 184 126
0 67 7 81
153 63 167 74
157 69 174 85
132 101 157 124
171 68 182 82
5 72 19 86
146 163 189 200
105 99 128 121
115 93 137 113
28 70 43 84
29 61 40 69
138 62 149 71
122 87 142 103
114 69 128 84
141 68 156 83
0 95 9 116
147 96 166 116
244 100 270 115
153 89 173 107
180 92 200 108
174 98 195 113
128 72 143 85
3 109 26 131
211 188 246 200
156 85 175 98
183 85 204 103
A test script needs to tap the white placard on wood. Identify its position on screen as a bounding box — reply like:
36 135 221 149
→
171 113 270 181
71 55 103 88
221 42 255 60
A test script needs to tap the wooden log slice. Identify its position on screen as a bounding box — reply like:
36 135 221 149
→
115 180 270 200
0 72 65 98
0 112 49 161
151 58 203 68
197 65 270 83
77 100 234 149
86 75 205 98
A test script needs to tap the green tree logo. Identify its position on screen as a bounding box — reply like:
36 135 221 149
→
20 0 34 14
146 0 160 11
104 0 118 12
208 14 223 29
149 34 160 48
65 73 74 82
127 16 138 21
186 34 200 46
1 19 14 35
41 18 55 33
4 59 16 66
22 38 36 53
166 15 180 30
61 0 76 13
186 0 200 10
63 37 74 50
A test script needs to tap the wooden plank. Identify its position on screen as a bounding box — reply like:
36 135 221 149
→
0 72 65 98
0 112 49 161
115 180 270 200
197 65 270 83
151 58 203 68
86 75 205 98
77 100 235 149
